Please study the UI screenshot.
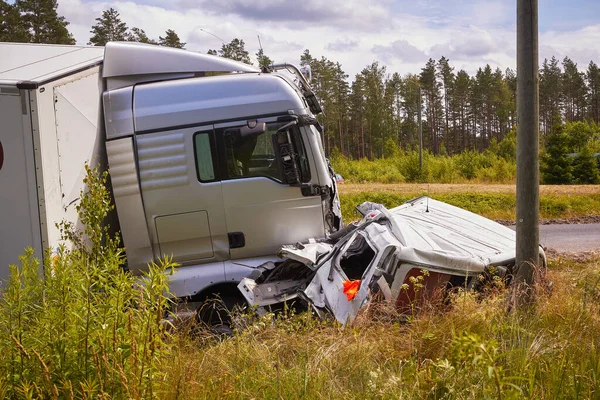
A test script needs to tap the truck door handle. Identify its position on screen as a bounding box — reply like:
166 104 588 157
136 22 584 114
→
228 232 245 249
299 183 327 197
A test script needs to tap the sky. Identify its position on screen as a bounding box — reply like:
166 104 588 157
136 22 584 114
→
57 0 600 79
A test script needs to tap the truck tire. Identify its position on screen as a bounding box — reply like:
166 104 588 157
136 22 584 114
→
196 294 247 336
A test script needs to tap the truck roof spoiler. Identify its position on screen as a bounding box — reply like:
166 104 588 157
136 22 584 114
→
103 42 260 78
102 42 260 90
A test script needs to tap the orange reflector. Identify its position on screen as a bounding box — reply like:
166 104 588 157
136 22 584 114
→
343 280 361 301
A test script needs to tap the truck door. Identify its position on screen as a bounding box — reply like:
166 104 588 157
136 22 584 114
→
216 119 325 260
135 126 228 264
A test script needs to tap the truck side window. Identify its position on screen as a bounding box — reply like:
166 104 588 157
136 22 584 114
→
224 124 281 181
194 132 216 182
223 123 310 183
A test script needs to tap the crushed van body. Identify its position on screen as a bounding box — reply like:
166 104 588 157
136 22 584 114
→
238 196 546 324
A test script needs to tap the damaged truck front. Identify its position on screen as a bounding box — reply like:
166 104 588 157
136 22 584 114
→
239 196 547 324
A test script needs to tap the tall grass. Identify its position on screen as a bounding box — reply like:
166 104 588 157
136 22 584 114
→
3 167 600 399
158 256 600 399
0 166 175 399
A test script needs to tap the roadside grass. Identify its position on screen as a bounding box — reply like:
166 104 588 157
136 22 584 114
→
3 167 600 399
340 183 600 196
159 255 600 399
0 166 174 399
339 186 600 221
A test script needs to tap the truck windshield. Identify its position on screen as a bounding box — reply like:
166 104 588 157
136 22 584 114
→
223 122 310 183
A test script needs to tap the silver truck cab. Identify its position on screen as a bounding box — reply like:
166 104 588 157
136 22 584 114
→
101 42 342 303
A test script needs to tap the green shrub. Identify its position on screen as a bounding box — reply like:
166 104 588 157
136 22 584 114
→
572 146 600 184
397 151 429 182
542 119 574 184
428 156 460 183
331 148 522 184
0 165 175 399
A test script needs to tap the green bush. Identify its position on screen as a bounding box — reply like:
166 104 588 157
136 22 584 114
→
0 166 175 399
332 148 519 184
396 151 429 183
572 146 600 184
541 117 574 184
428 155 460 183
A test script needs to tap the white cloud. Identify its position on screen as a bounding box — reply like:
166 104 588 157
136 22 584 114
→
57 0 599 79
326 38 359 52
185 0 394 31
372 40 427 63
540 25 600 68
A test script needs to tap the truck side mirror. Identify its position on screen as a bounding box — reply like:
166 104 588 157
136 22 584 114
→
240 121 266 138
224 121 266 140
273 121 302 185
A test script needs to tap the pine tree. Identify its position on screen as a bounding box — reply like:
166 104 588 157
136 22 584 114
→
218 38 251 64
88 8 128 46
504 68 517 128
127 27 156 44
332 62 350 155
348 73 366 158
419 59 443 154
451 70 472 151
587 61 600 124
562 57 587 122
1 0 31 42
475 65 495 148
492 67 514 142
255 48 272 71
541 116 573 184
398 74 420 150
361 62 387 158
539 57 562 136
158 29 185 49
16 0 74 44
437 56 454 152
572 145 600 184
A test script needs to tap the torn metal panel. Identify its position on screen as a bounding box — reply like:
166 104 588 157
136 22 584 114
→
238 196 546 324
279 242 333 269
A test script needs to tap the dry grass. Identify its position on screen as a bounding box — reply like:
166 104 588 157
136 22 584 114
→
340 183 600 196
159 256 600 399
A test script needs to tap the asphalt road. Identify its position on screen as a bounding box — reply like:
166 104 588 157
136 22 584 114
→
511 223 600 252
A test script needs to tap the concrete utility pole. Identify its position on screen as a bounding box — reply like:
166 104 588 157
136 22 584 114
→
514 0 540 305
418 86 423 169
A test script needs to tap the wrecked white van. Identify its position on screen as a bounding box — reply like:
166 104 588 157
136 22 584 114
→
238 196 546 324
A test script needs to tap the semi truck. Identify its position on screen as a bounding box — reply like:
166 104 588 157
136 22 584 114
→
0 41 342 312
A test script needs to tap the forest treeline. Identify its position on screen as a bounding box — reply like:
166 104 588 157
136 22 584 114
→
331 119 600 184
304 54 600 161
2 0 600 173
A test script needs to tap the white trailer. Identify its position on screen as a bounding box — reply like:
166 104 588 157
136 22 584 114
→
0 43 104 279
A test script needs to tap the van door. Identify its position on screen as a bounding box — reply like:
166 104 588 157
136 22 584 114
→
135 126 228 264
216 119 325 260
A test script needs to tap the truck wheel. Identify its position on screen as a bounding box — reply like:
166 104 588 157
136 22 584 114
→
196 294 246 336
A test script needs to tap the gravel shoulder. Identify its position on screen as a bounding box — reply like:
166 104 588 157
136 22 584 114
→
496 215 600 226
